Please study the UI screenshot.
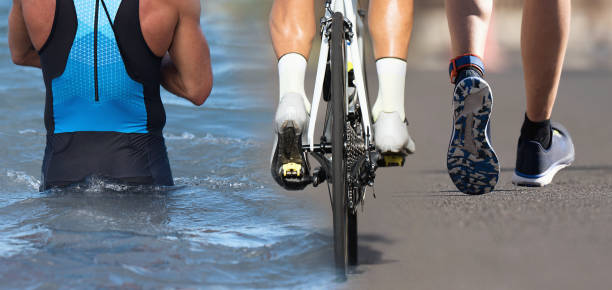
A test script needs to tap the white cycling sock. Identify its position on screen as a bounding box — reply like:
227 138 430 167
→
372 58 407 122
278 53 311 113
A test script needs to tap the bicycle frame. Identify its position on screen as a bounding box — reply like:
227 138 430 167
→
306 0 372 152
297 0 377 273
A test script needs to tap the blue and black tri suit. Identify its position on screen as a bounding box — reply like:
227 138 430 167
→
39 0 173 190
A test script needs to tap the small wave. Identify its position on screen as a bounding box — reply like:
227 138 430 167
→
0 224 50 258
5 170 40 190
182 228 270 249
197 133 257 146
160 92 270 111
163 132 257 147
163 132 196 140
160 95 193 107
18 129 38 135
174 176 263 191
178 225 324 255
44 177 175 196
121 264 152 276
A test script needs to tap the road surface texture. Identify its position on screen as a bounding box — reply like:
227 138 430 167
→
279 68 612 290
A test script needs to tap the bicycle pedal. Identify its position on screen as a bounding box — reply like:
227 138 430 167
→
377 154 406 167
281 162 303 178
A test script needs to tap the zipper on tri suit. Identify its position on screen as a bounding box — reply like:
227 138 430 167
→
94 0 100 102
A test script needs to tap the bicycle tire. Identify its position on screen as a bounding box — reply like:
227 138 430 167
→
348 209 358 265
330 11 349 275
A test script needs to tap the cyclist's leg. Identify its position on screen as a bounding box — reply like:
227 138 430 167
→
445 0 499 194
369 0 416 155
269 0 314 111
269 0 315 60
269 0 315 190
513 0 574 187
369 0 413 61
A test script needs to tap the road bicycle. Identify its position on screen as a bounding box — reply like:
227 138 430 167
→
284 0 406 277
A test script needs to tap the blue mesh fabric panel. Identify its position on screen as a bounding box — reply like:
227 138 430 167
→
52 0 148 134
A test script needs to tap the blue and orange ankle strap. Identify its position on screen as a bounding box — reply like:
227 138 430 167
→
449 54 485 84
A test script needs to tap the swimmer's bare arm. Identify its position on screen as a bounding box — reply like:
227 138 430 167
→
161 0 213 106
8 0 40 68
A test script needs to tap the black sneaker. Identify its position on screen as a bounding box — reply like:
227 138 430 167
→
512 122 575 187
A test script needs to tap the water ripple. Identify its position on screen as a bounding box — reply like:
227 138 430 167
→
0 0 334 288
5 169 41 190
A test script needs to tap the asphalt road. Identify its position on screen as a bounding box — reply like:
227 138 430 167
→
284 68 612 290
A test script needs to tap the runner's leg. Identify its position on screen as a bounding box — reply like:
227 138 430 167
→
511 0 574 187
445 0 499 194
445 0 492 57
522 0 571 122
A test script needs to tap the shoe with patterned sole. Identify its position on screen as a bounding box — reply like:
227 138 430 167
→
447 77 500 195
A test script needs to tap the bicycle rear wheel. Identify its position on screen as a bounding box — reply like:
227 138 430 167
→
348 208 358 265
330 11 350 275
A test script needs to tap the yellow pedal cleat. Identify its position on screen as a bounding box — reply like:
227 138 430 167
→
271 121 311 190
379 153 406 167
282 162 302 177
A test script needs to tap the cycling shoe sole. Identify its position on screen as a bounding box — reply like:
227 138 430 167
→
270 121 310 190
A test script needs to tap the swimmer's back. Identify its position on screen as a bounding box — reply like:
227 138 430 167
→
13 0 212 190
21 0 178 56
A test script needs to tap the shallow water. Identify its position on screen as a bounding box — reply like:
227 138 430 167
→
0 1 335 288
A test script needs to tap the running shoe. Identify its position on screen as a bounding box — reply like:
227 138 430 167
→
270 93 310 190
447 74 500 195
512 122 575 187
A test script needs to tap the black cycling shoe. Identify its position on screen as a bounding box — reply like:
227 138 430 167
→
512 122 575 187
270 121 311 190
